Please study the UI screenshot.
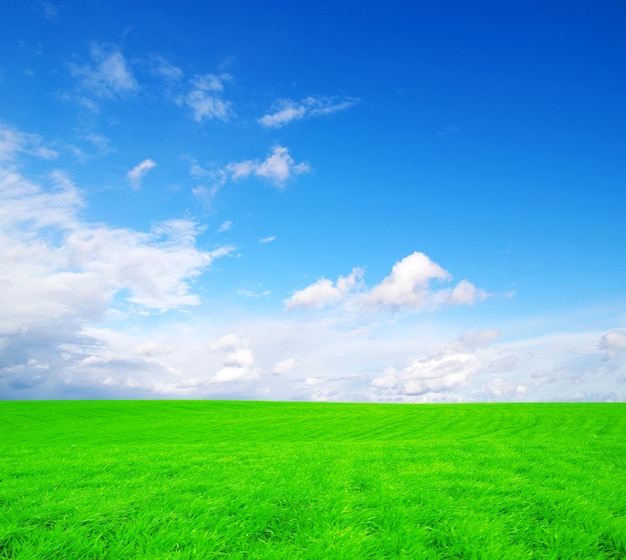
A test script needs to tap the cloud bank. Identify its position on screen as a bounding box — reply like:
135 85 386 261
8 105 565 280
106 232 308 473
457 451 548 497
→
0 124 233 396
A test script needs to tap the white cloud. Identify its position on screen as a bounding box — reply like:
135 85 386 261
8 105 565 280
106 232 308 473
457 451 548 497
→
218 220 232 232
69 43 138 102
226 145 310 188
448 279 488 306
192 147 309 204
39 2 60 22
237 289 270 298
178 73 231 122
224 348 254 368
148 55 183 83
459 329 500 348
0 134 232 345
286 252 487 314
285 268 364 310
127 158 157 189
371 333 490 398
273 357 296 375
259 235 276 244
600 329 626 350
209 334 243 352
132 341 175 357
363 252 451 310
0 123 58 161
209 334 258 383
258 96 359 128
210 365 258 383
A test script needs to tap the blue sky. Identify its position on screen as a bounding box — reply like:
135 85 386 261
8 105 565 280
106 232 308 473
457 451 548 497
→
1 0 625 401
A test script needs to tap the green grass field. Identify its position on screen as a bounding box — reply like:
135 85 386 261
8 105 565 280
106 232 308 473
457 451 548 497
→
1 401 624 559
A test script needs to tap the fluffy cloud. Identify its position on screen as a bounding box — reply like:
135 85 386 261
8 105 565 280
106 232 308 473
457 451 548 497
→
286 252 487 313
371 333 493 399
209 334 258 383
285 268 364 310
127 158 157 189
192 146 310 206
600 329 626 350
0 129 233 397
226 145 310 188
177 73 231 122
69 43 138 103
258 96 359 128
363 252 451 310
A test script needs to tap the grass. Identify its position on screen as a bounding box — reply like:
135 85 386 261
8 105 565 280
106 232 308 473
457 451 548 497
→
0 401 625 559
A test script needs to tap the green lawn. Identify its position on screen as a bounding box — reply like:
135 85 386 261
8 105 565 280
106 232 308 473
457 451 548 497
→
1 401 624 559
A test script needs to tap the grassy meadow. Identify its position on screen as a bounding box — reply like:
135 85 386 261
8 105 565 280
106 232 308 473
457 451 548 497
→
0 401 625 559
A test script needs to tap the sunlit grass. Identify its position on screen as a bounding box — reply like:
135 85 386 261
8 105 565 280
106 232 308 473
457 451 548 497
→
1 401 624 558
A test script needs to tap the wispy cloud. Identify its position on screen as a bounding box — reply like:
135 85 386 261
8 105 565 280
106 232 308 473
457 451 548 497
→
177 73 232 122
285 252 488 313
127 158 157 189
258 95 359 128
0 122 58 161
148 55 183 84
37 1 59 22
259 235 276 244
237 289 270 298
218 220 233 232
68 43 138 105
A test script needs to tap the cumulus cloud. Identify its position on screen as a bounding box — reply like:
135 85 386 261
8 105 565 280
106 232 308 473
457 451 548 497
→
177 73 231 122
209 334 258 383
192 146 309 206
286 252 487 313
363 252 451 310
226 145 310 188
127 158 157 189
285 268 364 310
258 95 359 128
600 329 626 350
209 334 243 352
371 330 500 400
69 43 138 103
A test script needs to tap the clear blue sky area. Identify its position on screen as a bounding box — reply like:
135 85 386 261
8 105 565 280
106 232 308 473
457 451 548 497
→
1 0 625 401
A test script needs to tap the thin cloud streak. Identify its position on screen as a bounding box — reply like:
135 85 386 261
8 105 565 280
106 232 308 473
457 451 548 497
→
127 158 157 189
258 96 359 128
